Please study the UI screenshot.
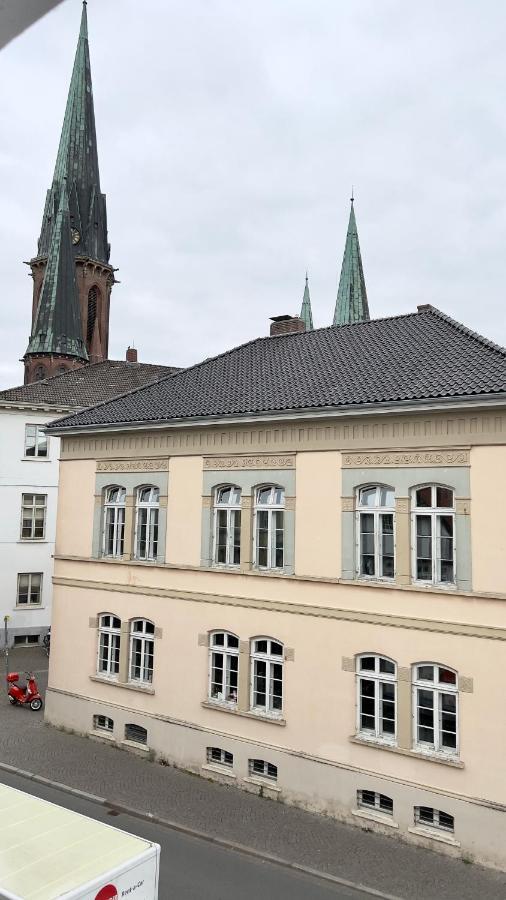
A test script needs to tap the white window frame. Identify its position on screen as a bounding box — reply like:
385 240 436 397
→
212 485 241 567
20 493 47 540
355 485 395 581
414 806 454 833
208 631 239 706
24 424 48 458
412 663 459 756
411 484 456 586
206 747 234 768
16 573 43 606
129 618 155 684
102 486 126 558
254 485 285 570
248 758 278 781
357 790 393 815
93 714 114 733
134 485 160 561
97 613 121 679
250 637 284 716
356 654 397 744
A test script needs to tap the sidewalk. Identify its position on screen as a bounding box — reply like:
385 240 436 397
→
1 649 505 900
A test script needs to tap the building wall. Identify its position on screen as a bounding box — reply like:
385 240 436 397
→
0 407 60 645
47 408 506 868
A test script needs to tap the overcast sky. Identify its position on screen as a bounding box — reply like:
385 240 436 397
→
1 0 506 388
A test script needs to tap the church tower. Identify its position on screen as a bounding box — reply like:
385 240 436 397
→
333 197 369 326
24 2 114 384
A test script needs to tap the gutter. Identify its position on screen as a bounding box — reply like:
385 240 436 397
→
45 391 506 437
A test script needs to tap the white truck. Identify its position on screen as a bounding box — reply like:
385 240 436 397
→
0 783 160 899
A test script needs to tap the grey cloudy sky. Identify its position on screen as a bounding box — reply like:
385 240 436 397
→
1 0 506 388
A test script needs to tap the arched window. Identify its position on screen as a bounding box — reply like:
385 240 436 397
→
412 663 458 754
412 485 455 584
414 806 454 833
129 619 155 684
356 654 396 742
213 485 241 566
97 613 121 677
250 637 283 715
102 486 126 558
87 285 99 345
134 486 159 561
208 631 239 705
356 485 395 579
254 485 285 570
34 365 45 382
93 714 114 733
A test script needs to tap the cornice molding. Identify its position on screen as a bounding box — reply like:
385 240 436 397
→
203 454 295 470
97 458 169 473
342 450 470 468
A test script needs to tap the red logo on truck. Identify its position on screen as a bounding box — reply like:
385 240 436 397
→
95 887 118 900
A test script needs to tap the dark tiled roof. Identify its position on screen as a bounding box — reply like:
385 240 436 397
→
47 306 506 432
0 360 178 409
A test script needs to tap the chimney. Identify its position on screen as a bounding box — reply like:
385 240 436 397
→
269 315 305 337
126 346 138 363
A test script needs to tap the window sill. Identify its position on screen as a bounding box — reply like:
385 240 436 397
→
202 763 236 780
14 605 45 611
244 776 280 792
350 735 464 768
21 457 51 462
90 675 155 696
121 739 150 754
17 540 48 544
90 729 115 742
201 700 286 726
352 809 399 829
408 826 460 848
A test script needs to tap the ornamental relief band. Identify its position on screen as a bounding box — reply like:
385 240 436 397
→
97 458 169 472
342 449 470 468
203 455 295 470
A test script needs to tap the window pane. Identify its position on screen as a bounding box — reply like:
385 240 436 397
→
37 430 48 457
360 656 375 671
25 426 36 456
439 668 456 686
379 794 393 813
257 487 272 505
418 807 434 824
436 487 453 508
359 487 377 507
379 487 394 507
417 665 434 681
415 487 432 508
439 811 454 830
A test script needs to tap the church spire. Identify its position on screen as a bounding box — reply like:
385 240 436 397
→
300 272 313 331
26 181 88 363
36 0 109 264
333 196 370 326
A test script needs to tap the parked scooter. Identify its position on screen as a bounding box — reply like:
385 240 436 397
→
7 672 43 710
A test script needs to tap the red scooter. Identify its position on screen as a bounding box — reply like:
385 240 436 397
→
7 672 43 711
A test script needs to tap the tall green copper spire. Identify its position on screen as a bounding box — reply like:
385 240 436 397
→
300 272 313 331
26 181 88 361
333 197 370 326
36 1 109 263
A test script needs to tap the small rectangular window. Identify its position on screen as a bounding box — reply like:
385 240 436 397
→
248 758 278 781
93 715 114 732
206 747 233 768
414 806 454 833
125 723 147 745
24 424 48 458
14 634 39 646
17 573 43 606
20 494 47 540
357 789 393 815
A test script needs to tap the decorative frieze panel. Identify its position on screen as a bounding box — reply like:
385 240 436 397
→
203 454 295 470
341 656 354 672
460 676 474 693
97 458 169 473
398 666 411 682
284 647 295 662
456 498 471 516
198 633 207 647
342 450 470 469
341 497 354 512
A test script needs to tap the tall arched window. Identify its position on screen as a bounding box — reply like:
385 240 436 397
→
412 485 455 584
250 637 284 715
254 485 285 570
129 619 155 684
356 485 395 579
97 613 121 678
208 631 239 705
87 286 99 345
356 654 396 743
412 663 458 754
102 486 126 558
213 485 241 566
134 486 159 561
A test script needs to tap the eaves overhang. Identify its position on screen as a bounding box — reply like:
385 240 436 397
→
46 391 506 437
0 400 76 415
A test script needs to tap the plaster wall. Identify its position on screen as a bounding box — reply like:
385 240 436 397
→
55 459 96 558
295 451 341 578
470 445 506 593
166 456 202 566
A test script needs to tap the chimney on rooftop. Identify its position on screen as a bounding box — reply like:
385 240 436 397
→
269 315 305 337
126 346 138 363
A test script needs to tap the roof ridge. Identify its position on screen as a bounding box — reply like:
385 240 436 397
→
422 305 506 357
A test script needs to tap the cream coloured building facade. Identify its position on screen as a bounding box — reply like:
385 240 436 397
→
46 306 506 869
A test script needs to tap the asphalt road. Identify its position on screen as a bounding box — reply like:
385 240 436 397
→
0 769 383 900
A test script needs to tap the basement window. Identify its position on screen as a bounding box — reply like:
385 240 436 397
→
206 747 233 768
415 806 454 833
248 759 278 781
124 723 147 745
13 634 39 646
357 790 393 815
93 715 113 733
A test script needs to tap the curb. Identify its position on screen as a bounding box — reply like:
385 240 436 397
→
0 760 404 900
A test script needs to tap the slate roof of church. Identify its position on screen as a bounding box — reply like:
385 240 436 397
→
0 360 178 410
333 200 370 326
46 306 506 432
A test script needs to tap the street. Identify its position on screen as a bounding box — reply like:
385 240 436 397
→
1 649 506 900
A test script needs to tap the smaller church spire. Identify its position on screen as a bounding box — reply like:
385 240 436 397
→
26 181 88 362
300 272 314 331
333 196 370 326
